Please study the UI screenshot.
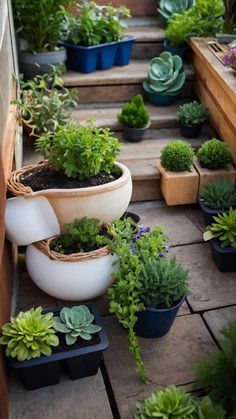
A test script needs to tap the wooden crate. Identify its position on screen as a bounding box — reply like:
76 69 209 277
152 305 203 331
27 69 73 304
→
194 160 236 191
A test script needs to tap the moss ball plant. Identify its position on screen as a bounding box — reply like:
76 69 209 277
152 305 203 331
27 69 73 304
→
197 139 232 170
117 94 150 129
160 140 195 172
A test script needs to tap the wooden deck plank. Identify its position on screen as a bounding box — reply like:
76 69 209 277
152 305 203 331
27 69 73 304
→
203 306 236 341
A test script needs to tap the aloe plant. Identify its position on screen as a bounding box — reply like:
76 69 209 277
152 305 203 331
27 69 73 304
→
158 0 195 21
143 52 185 95
203 208 236 248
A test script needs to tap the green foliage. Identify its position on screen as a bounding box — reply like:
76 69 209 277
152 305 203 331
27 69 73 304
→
177 101 209 125
160 140 195 171
54 305 101 345
197 139 232 170
194 396 225 419
12 0 74 52
64 1 131 46
200 179 236 210
143 52 185 94
203 208 236 248
12 68 78 137
139 257 188 309
0 307 59 361
195 322 236 416
35 120 122 179
158 0 195 21
117 95 150 129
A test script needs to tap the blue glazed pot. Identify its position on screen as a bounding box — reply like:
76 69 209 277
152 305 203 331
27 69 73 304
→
134 295 185 338
210 239 236 273
163 39 189 59
147 92 179 107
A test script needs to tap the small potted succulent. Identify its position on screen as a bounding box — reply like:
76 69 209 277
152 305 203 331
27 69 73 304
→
158 0 195 24
199 179 236 225
117 94 150 142
0 305 109 390
157 140 199 205
143 52 186 106
60 1 134 73
203 208 236 272
194 138 235 190
176 100 209 138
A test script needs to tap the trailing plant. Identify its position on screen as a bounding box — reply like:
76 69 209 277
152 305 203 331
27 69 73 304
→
203 208 236 248
197 139 232 170
12 68 78 137
117 95 150 129
177 101 208 125
160 140 195 171
200 179 236 211
54 305 101 344
143 52 185 95
64 1 131 46
35 120 122 180
0 307 59 361
158 0 195 21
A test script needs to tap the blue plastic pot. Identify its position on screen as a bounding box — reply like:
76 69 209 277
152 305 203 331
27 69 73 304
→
163 39 189 59
210 239 236 273
134 295 185 338
198 199 222 226
147 91 179 107
115 37 135 65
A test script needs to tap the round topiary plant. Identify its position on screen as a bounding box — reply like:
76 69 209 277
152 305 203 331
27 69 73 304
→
197 139 232 170
160 140 195 171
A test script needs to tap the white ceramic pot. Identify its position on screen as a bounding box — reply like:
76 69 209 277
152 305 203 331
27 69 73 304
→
26 244 117 300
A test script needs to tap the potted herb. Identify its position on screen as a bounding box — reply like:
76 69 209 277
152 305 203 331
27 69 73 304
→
164 22 190 59
7 121 132 226
157 140 199 205
60 1 135 73
117 95 150 142
143 52 186 106
176 100 209 138
199 179 236 225
203 208 236 272
13 0 73 79
0 304 108 390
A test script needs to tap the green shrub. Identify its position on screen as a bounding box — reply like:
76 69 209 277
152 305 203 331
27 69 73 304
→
117 95 150 129
160 140 195 171
0 307 59 361
197 139 232 169
35 120 122 180
200 179 236 210
203 207 236 248
177 101 209 125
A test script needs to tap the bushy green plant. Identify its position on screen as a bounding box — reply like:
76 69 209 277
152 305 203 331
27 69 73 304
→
13 0 73 52
0 307 59 361
160 140 195 171
200 179 236 210
64 1 130 46
54 305 101 345
194 396 225 419
35 120 122 180
177 101 208 125
165 17 192 47
143 52 185 95
203 208 236 248
197 139 232 170
117 95 150 129
158 0 195 21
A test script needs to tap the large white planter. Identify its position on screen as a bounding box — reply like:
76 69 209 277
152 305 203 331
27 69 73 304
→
26 243 117 300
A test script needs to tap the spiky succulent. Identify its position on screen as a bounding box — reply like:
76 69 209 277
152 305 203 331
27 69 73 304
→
0 307 59 361
158 0 195 21
200 179 236 211
177 101 208 125
143 52 185 95
54 306 101 345
203 208 236 248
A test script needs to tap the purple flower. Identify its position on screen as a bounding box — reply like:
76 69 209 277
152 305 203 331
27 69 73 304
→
224 53 234 66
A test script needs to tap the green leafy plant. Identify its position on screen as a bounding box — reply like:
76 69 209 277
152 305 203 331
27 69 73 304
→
13 0 74 52
200 179 236 210
160 140 195 171
158 0 195 21
194 396 225 419
197 139 232 170
117 95 150 129
54 305 101 344
64 1 131 46
35 120 122 179
177 101 209 125
203 208 236 248
143 52 185 95
0 307 59 361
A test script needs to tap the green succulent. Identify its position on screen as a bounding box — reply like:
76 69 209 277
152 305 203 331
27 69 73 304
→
143 52 185 95
54 306 101 345
197 139 232 170
0 307 59 361
200 179 236 211
117 95 150 129
160 140 195 171
158 0 195 20
203 208 236 248
177 101 208 125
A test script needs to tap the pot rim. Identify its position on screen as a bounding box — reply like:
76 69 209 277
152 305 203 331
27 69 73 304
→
142 294 185 313
123 121 151 131
59 36 135 50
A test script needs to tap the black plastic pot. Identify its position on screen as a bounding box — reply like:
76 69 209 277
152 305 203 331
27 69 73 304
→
180 122 203 138
210 239 236 272
134 295 185 338
120 211 141 224
8 304 109 390
123 122 150 142
198 199 221 226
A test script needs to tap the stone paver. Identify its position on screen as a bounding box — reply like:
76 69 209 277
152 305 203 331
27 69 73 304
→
203 306 236 341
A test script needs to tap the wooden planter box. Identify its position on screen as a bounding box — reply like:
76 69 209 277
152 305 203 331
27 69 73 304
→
194 160 236 191
157 160 199 205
